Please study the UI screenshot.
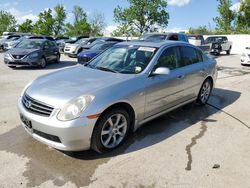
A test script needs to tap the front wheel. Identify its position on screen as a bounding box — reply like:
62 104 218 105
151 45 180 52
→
40 58 47 69
197 79 212 105
91 108 130 153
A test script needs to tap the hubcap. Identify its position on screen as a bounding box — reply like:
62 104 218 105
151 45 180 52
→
200 81 211 103
101 113 128 149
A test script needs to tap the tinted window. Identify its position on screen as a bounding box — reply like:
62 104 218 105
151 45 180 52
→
155 47 181 70
180 46 200 66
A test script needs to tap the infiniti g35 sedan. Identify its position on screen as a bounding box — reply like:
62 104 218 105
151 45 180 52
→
17 41 217 153
4 39 60 68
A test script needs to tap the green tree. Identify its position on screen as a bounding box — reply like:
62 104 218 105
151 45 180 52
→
33 9 55 35
113 0 169 35
236 0 250 33
18 19 33 33
53 4 67 37
65 6 91 36
0 10 17 34
111 24 140 37
214 0 236 33
89 11 106 36
188 25 213 35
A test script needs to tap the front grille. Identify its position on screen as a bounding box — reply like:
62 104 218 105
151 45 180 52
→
12 55 26 59
9 62 30 65
22 93 54 117
33 129 61 143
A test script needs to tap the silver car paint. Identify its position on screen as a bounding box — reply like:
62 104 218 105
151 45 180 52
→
17 41 217 151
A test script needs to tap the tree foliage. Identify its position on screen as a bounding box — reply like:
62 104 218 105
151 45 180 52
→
114 0 169 34
214 0 236 33
18 19 33 33
65 6 91 36
33 8 55 35
0 10 16 34
236 0 250 33
188 26 213 35
89 11 106 36
53 4 67 37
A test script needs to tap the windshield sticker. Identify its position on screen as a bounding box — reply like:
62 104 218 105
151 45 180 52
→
138 47 156 52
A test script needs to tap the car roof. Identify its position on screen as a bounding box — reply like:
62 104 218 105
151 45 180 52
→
115 40 189 48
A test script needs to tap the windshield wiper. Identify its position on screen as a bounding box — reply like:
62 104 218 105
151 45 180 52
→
95 66 118 73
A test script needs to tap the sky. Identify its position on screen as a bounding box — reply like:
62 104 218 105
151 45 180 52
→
0 0 241 34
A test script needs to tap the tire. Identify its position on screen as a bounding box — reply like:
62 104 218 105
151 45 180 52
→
40 58 47 69
196 79 212 105
55 54 60 63
91 108 130 153
226 47 231 55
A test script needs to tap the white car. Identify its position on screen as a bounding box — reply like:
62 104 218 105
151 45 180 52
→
241 47 250 65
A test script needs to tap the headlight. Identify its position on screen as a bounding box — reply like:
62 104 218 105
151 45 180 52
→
28 53 39 58
4 53 11 59
57 95 95 121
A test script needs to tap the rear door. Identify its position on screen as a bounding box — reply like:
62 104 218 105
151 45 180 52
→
178 46 207 100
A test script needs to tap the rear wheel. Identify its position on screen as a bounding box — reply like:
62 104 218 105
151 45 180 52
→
55 54 60 63
226 46 231 55
40 58 47 69
197 79 212 105
91 108 130 153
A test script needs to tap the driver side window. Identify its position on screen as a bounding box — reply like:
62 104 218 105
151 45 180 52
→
155 47 181 70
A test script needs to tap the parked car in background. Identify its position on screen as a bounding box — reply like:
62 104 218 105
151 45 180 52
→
17 40 217 153
77 41 119 64
188 35 210 53
64 38 98 57
0 35 22 51
241 47 250 65
205 36 232 55
4 39 60 68
139 32 189 43
3 36 27 50
59 36 89 53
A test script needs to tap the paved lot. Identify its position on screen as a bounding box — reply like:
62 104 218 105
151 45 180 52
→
0 52 250 188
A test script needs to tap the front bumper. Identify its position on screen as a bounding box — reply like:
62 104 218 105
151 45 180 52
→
4 56 41 67
210 48 221 54
241 54 250 65
64 48 78 57
17 97 97 151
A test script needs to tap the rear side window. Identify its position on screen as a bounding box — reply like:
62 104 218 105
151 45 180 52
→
180 46 201 66
178 34 188 42
155 47 181 70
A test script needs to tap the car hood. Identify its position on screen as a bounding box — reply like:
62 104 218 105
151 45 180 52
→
25 66 135 107
65 43 79 48
8 48 40 55
78 50 102 58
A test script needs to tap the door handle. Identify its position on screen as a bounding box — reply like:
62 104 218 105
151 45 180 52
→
177 75 185 79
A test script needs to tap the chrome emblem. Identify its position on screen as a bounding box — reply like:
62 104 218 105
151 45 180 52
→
16 56 20 59
25 100 32 108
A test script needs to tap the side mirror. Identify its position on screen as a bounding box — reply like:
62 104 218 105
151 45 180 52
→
151 67 170 76
43 45 49 49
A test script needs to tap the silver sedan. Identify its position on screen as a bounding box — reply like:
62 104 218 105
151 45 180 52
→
17 41 217 153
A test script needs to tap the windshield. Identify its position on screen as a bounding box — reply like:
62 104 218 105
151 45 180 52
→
16 40 43 49
75 38 87 44
91 43 114 51
87 45 157 74
205 37 222 43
